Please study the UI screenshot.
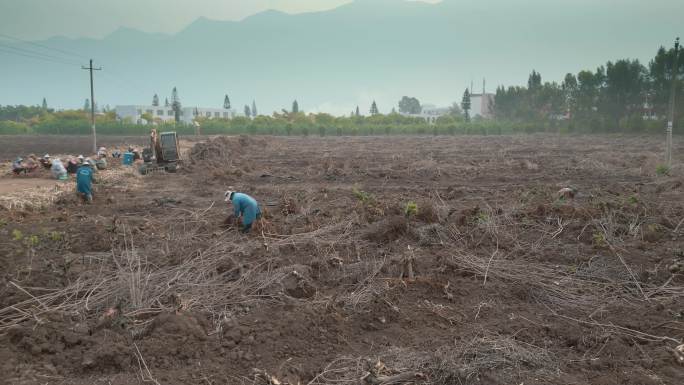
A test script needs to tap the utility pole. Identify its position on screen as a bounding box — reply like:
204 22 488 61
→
82 59 101 153
666 37 680 168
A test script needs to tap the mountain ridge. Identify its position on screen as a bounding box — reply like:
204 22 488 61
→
1 0 681 115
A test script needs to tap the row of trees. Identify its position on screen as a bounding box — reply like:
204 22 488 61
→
492 43 683 131
1 106 666 136
149 90 387 120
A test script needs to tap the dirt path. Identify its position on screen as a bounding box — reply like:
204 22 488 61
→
0 176 62 195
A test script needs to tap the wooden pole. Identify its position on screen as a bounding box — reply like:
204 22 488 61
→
82 59 101 153
666 38 680 168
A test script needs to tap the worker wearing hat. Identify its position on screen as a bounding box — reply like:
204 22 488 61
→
11 157 25 175
224 190 261 233
85 157 97 169
39 154 52 169
76 160 95 203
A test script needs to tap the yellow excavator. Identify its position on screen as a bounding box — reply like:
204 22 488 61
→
139 128 181 174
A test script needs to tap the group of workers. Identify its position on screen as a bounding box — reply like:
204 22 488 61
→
9 146 261 232
10 148 112 203
12 150 108 178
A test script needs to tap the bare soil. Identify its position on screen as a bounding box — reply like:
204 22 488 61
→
0 134 683 385
0 178 59 195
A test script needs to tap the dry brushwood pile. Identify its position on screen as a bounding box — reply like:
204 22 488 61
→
0 134 683 385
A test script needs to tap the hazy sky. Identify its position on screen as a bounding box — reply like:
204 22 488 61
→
0 0 437 40
0 0 680 113
0 0 358 39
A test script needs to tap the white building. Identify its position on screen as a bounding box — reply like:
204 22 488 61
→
401 104 450 124
469 93 495 119
398 93 496 123
115 105 236 124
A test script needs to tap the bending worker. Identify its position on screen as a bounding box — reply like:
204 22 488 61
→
51 158 67 180
76 160 95 202
12 157 25 175
224 190 261 233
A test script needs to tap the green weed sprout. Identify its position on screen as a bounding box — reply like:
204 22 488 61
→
48 231 64 242
352 188 374 204
656 165 670 176
627 195 639 205
24 235 40 248
592 231 606 247
12 229 23 241
405 201 418 218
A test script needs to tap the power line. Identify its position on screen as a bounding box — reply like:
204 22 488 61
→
0 34 152 109
0 32 88 60
0 42 146 99
0 41 81 66
0 46 80 67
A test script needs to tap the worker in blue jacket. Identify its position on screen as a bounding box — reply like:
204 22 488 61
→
76 161 95 203
224 190 261 233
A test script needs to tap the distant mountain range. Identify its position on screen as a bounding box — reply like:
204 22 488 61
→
1 0 681 115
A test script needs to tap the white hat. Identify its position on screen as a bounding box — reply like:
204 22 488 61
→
78 155 84 159
224 190 234 202
44 154 50 158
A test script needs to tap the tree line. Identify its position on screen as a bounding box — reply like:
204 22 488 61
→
0 107 550 136
493 43 683 132
0 41 680 136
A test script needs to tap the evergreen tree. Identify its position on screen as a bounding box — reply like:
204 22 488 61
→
461 89 471 122
528 70 542 90
152 94 159 107
171 87 181 123
84 98 90 111
355 106 360 117
603 59 647 126
41 98 47 110
574 69 603 120
292 100 299 114
525 70 543 115
165 98 170 107
244 105 251 117
252 100 257 117
562 73 578 116
224 95 231 109
649 44 684 121
370 100 379 115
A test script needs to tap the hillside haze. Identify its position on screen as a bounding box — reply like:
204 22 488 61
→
1 0 681 115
